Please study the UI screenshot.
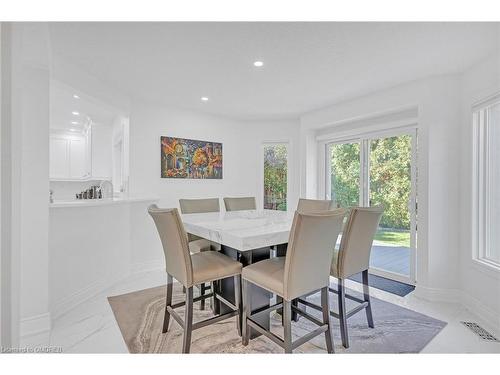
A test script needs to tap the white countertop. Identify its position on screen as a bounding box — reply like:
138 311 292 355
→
49 197 159 208
181 209 294 251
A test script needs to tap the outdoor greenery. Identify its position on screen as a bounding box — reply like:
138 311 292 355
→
330 142 360 208
330 135 412 230
374 229 410 247
264 144 287 211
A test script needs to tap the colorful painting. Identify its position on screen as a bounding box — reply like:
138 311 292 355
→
161 136 223 179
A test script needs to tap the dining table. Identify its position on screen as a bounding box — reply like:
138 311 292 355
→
181 209 298 337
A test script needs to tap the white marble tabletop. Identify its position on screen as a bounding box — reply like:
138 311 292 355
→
181 209 295 251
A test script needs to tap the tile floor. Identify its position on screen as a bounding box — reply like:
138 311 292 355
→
48 270 500 353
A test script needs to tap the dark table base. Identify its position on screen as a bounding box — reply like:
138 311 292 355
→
216 245 272 338
215 243 298 339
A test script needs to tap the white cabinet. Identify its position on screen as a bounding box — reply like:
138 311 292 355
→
49 124 113 181
90 125 112 179
49 134 90 180
49 137 70 179
69 138 87 178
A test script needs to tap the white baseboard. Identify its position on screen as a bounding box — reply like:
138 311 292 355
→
19 312 51 346
413 285 461 303
414 285 500 331
51 279 105 320
461 292 500 333
51 273 127 320
50 260 163 321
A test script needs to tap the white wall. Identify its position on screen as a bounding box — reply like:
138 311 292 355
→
0 21 6 348
300 74 462 297
459 53 500 329
128 100 300 211
299 54 500 330
1 23 52 347
127 101 300 268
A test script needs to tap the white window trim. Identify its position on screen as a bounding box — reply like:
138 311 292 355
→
260 140 291 211
472 98 500 272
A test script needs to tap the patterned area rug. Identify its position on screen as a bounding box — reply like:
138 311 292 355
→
108 283 446 353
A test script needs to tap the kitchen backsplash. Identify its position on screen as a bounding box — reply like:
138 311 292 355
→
50 180 105 201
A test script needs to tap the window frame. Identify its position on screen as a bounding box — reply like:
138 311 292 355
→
472 96 500 271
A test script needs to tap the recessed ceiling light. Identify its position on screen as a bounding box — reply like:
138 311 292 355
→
73 94 80 99
72 111 79 116
69 128 77 132
253 61 264 67
71 121 78 125
201 97 209 102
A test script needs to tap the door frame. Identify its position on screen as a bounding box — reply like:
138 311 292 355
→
318 125 418 285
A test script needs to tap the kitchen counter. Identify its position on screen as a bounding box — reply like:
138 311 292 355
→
49 196 162 319
49 197 158 208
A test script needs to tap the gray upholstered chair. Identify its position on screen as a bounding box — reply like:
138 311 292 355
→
241 209 346 353
296 198 332 212
223 196 256 211
179 198 221 310
148 205 242 353
299 206 383 349
179 198 221 253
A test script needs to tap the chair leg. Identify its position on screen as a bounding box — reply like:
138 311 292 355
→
362 270 374 328
241 279 250 346
283 299 293 353
234 275 242 336
212 281 220 315
182 287 194 353
163 274 173 333
200 283 206 310
321 286 335 353
338 278 349 348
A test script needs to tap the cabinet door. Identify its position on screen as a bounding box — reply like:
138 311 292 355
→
69 138 87 178
91 125 112 178
50 138 69 178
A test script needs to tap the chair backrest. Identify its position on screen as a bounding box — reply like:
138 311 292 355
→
179 198 220 214
335 206 384 278
179 198 220 243
296 198 332 213
283 209 346 300
223 197 256 211
148 205 193 287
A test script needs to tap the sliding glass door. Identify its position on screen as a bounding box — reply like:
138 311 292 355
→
326 130 417 284
328 141 361 209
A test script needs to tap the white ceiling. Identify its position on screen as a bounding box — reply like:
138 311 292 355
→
50 81 117 132
49 22 499 120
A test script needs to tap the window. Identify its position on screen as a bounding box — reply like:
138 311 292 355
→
473 99 500 268
263 143 288 211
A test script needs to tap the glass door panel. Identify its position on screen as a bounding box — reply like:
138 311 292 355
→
369 134 413 279
326 132 417 285
328 142 361 208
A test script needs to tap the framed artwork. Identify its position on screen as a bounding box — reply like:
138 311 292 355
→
160 136 223 179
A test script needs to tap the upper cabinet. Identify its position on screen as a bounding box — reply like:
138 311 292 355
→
49 123 112 181
49 132 91 180
49 137 70 179
49 80 123 182
90 124 113 180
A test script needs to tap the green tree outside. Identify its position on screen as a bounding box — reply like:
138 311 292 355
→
330 135 412 247
264 144 287 211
